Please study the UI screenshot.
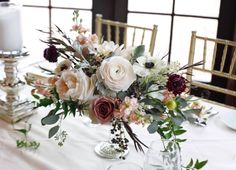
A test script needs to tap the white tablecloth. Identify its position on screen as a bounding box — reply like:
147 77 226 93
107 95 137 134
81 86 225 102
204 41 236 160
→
0 100 236 170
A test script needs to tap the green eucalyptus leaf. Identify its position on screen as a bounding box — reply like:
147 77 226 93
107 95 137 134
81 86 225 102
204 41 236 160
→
140 98 165 113
172 116 184 125
176 97 188 108
147 121 159 134
48 125 60 138
174 108 186 119
147 108 162 116
117 91 127 100
151 115 162 122
41 114 60 125
134 45 145 58
154 104 165 113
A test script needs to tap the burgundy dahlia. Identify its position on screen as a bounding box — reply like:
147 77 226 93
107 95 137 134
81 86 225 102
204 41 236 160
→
166 74 186 95
43 45 59 62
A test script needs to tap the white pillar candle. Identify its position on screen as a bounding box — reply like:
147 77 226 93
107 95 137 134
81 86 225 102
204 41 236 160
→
0 2 23 52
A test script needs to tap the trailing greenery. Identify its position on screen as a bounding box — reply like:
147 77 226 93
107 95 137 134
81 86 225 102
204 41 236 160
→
14 123 40 150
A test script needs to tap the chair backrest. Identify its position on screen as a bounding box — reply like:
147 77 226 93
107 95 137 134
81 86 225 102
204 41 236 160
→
95 14 158 55
187 31 236 97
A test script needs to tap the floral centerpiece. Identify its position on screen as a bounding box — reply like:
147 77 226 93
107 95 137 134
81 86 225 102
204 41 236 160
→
27 11 207 168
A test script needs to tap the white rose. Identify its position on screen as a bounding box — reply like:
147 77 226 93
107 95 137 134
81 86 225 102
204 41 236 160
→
55 70 96 101
98 56 136 92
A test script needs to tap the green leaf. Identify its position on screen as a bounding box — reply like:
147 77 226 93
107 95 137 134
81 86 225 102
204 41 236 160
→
140 98 165 113
117 91 127 100
174 108 186 119
186 158 194 168
164 132 172 139
175 138 187 143
147 108 162 116
68 102 76 117
15 129 28 136
154 104 166 113
134 45 145 58
41 114 60 125
176 97 188 108
144 80 156 92
147 121 159 134
172 116 185 125
194 160 208 169
173 129 186 135
38 98 53 107
161 126 170 132
62 102 68 115
54 102 61 113
48 125 60 138
52 88 60 100
156 128 165 138
32 94 40 100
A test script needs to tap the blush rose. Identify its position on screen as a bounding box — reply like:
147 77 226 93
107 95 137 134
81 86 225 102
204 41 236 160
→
97 56 136 92
91 97 115 123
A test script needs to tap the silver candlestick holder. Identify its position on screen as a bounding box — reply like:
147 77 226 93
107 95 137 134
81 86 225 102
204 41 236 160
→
0 49 36 123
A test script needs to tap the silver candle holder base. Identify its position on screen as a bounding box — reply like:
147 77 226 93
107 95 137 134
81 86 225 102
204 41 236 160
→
0 50 36 123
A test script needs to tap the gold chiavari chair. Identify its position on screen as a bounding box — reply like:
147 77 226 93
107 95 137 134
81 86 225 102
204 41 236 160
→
95 14 158 56
187 31 236 102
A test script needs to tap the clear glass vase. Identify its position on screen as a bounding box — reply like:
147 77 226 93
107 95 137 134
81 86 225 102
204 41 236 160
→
94 122 129 159
143 140 181 170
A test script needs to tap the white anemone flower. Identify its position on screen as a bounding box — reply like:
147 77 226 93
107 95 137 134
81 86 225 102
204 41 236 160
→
133 53 165 77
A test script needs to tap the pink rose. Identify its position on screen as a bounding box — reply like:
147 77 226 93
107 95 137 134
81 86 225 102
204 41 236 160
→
91 97 115 123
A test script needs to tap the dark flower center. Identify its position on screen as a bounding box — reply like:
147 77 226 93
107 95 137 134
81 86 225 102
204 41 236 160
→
60 64 68 71
145 62 155 69
173 82 178 87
